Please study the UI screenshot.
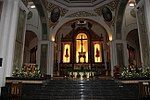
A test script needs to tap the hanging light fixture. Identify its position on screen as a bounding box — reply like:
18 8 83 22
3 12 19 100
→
30 5 36 9
129 1 135 7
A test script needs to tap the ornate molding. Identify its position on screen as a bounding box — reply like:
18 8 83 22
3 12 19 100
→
43 0 68 17
66 11 97 18
48 19 58 28
94 0 119 16
94 0 119 27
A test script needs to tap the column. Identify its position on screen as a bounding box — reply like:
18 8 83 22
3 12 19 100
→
40 41 48 75
123 41 129 67
136 0 150 66
109 40 128 77
144 0 150 45
48 41 55 77
0 0 19 94
144 0 150 66
109 41 117 76
0 0 19 82
103 42 108 75
36 41 41 68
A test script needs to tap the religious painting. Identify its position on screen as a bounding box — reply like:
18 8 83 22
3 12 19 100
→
0 1 3 20
50 7 60 23
13 9 26 69
94 42 102 63
102 6 112 22
63 43 70 63
76 33 88 63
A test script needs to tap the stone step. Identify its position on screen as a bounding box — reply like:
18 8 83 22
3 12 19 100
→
1 79 137 100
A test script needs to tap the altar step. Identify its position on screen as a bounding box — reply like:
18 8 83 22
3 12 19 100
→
19 79 137 100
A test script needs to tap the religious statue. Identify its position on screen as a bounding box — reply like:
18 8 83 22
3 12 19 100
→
95 48 100 57
65 48 69 58
78 35 86 63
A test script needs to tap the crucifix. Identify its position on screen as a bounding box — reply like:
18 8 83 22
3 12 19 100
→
78 35 86 63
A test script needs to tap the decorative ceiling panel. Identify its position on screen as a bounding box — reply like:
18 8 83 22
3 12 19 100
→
94 0 119 27
94 0 119 16
54 0 106 7
44 0 68 17
66 11 97 18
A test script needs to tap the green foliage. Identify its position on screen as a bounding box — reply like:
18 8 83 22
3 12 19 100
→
120 66 150 79
12 66 42 78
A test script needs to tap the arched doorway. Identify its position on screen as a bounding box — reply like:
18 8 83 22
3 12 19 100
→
126 29 141 67
23 30 38 64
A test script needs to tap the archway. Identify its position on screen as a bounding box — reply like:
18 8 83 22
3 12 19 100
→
54 19 111 77
50 17 112 42
126 29 141 67
25 0 49 75
23 30 38 64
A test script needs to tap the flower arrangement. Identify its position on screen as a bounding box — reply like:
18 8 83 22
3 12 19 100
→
12 63 42 78
120 66 150 80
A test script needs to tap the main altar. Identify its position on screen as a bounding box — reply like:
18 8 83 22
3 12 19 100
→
56 20 107 78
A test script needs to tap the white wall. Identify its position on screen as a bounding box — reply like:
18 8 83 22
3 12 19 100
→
0 0 29 94
0 0 7 94
25 5 42 66
122 2 137 39
26 8 42 40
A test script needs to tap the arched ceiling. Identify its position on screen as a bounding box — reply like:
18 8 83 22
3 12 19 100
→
55 19 108 42
22 0 139 41
126 29 140 48
25 31 37 47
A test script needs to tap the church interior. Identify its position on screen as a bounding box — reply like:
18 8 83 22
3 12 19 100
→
0 0 150 99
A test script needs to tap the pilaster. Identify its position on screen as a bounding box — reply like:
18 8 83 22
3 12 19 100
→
0 0 20 94
109 40 128 76
48 41 55 77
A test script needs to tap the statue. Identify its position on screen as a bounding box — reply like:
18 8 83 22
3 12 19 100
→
65 48 69 58
95 48 100 57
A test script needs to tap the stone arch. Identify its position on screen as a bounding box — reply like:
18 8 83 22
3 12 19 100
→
23 30 38 63
126 29 141 66
125 24 138 39
26 26 40 40
50 17 112 41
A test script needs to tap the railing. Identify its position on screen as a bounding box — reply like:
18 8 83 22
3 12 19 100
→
139 82 150 99
120 80 150 99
